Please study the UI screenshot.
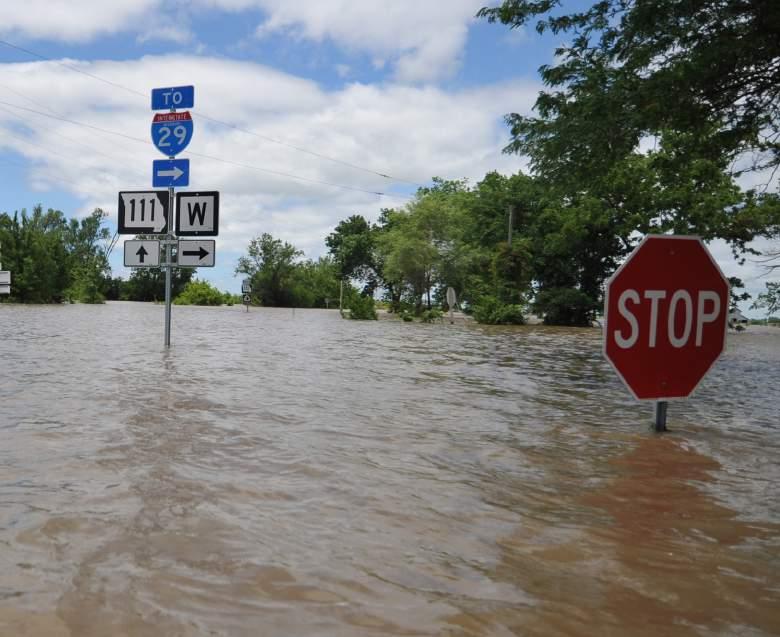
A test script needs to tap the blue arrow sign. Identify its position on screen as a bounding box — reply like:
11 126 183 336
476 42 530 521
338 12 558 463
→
151 111 193 157
153 159 190 187
151 85 194 110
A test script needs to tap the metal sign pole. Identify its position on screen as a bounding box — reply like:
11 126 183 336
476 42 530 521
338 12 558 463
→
164 186 173 348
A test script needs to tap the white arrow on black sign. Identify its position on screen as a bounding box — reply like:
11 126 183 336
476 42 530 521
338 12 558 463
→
177 239 215 267
176 191 219 236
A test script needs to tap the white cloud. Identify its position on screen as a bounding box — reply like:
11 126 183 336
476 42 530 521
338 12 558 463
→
1 0 485 84
249 0 485 82
0 54 535 290
0 0 160 42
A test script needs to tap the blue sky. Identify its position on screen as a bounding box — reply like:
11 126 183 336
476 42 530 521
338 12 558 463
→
0 0 775 310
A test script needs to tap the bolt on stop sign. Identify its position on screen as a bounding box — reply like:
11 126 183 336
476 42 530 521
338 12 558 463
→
603 235 729 401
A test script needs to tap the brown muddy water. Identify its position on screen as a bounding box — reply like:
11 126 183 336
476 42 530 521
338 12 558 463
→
0 302 778 636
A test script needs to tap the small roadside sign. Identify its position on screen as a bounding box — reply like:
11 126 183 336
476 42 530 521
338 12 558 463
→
241 279 252 293
243 294 251 303
124 240 160 267
153 159 189 187
177 240 215 267
151 85 194 111
118 191 169 234
151 111 193 157
176 191 219 236
0 271 9 295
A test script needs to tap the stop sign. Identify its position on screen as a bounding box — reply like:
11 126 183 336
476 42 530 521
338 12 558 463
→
604 235 729 400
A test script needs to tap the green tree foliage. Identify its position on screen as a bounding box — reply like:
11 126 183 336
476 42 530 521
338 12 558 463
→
0 206 111 303
477 0 780 180
751 281 780 319
235 234 340 308
346 293 377 320
174 280 230 306
325 215 377 291
236 233 302 307
473 0 780 323
121 266 194 302
65 209 112 303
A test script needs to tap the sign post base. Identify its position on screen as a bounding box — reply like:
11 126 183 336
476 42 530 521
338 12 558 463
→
654 401 668 432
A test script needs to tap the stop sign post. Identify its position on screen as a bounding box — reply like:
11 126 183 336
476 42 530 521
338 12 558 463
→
603 235 729 430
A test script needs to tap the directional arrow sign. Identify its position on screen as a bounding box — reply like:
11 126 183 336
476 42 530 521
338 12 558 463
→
176 191 219 236
118 191 169 234
177 240 215 267
124 240 160 267
153 159 189 187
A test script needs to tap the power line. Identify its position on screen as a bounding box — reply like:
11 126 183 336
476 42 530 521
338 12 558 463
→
0 99 414 199
0 38 426 188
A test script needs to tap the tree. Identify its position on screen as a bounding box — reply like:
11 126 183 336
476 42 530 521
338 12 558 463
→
122 266 193 302
478 0 780 179
751 281 780 320
65 209 112 303
0 206 70 303
325 215 377 293
236 233 303 307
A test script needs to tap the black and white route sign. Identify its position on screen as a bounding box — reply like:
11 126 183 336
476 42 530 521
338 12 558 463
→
124 240 160 267
176 191 219 236
118 191 169 234
177 239 215 267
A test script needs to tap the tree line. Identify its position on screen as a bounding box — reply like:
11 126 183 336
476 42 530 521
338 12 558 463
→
0 207 236 305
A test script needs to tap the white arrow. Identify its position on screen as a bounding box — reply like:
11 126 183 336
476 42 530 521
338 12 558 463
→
157 165 185 181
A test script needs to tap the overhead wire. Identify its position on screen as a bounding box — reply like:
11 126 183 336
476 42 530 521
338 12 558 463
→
0 99 415 200
0 38 426 190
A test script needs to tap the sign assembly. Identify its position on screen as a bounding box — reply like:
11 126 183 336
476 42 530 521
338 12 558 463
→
124 240 161 267
176 192 219 236
177 240 215 267
118 191 169 234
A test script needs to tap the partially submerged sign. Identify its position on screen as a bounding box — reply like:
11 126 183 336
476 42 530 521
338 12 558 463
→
603 235 729 401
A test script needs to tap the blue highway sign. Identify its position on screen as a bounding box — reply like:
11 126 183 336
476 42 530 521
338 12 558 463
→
153 159 190 187
151 111 193 157
151 85 194 111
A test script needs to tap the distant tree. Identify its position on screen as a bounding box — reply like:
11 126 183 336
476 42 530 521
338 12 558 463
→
236 233 303 307
122 266 193 302
65 209 112 303
751 281 780 319
325 215 376 292
0 206 70 303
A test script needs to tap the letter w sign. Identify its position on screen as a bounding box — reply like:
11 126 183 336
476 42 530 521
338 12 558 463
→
176 191 220 236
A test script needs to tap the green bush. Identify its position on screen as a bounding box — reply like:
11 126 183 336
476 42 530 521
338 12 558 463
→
400 310 414 322
174 280 227 306
346 294 377 320
420 309 443 323
472 295 526 325
532 287 597 326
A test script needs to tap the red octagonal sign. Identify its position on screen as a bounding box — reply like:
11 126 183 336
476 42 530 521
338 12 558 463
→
604 235 729 400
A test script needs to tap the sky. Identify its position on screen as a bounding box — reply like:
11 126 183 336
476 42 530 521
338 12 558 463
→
0 0 776 313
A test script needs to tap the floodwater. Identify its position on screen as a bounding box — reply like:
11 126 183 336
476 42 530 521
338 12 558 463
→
0 302 778 637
